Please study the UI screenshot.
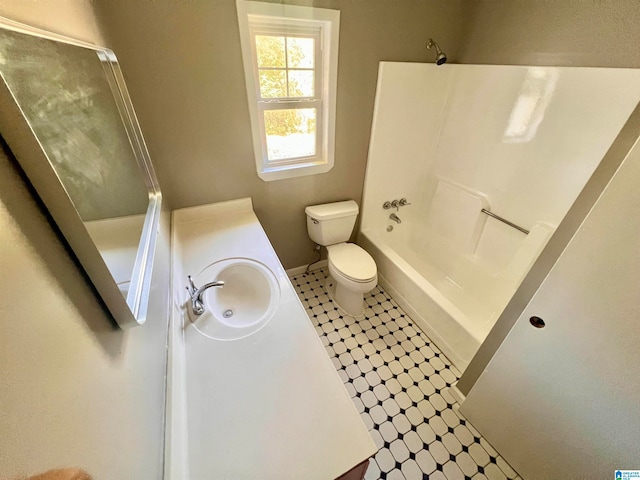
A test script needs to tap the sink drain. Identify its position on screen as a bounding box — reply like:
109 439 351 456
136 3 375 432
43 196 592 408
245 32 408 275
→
222 309 234 319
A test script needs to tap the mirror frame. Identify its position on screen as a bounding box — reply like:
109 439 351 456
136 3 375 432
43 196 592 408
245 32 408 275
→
0 18 161 328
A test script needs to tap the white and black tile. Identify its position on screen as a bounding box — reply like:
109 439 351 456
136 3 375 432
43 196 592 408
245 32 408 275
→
291 268 522 480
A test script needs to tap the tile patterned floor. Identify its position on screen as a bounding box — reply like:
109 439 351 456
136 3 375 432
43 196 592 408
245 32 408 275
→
291 268 522 480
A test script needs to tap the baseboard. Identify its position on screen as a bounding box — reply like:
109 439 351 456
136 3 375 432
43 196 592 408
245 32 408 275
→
286 260 328 278
448 383 466 406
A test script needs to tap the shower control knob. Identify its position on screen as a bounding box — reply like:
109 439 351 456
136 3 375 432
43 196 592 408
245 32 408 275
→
399 198 412 206
383 201 392 210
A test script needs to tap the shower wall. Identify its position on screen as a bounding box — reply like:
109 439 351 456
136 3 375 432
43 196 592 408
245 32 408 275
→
362 62 640 245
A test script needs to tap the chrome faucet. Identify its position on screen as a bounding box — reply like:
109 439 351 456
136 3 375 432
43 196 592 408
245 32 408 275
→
383 198 412 211
389 213 402 224
186 275 224 316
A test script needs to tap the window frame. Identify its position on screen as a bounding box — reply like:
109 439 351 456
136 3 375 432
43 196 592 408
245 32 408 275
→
237 0 340 181
252 26 322 167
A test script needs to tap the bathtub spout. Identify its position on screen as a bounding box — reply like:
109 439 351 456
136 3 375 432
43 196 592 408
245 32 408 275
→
389 213 402 224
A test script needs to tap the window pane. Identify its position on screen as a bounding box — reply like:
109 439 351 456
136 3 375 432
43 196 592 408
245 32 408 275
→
287 37 314 68
264 108 316 160
255 35 285 67
288 70 314 97
259 69 286 98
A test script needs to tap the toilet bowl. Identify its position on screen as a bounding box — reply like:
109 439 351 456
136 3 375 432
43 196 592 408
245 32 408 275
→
327 243 377 316
305 200 378 316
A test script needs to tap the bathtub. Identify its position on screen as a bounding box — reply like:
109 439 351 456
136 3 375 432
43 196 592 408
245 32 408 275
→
358 219 554 371
356 62 640 371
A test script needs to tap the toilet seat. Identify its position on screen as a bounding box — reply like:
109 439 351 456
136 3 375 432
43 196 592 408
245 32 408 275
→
327 243 377 283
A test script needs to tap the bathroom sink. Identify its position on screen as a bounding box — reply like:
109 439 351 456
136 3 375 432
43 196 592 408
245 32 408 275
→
187 258 280 341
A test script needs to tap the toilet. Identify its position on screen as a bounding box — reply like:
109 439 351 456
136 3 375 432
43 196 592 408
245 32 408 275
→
305 200 377 316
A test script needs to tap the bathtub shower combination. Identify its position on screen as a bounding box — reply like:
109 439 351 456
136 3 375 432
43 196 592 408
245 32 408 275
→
360 63 640 370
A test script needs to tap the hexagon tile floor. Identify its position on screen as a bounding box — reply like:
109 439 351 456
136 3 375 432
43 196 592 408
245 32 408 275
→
291 268 522 480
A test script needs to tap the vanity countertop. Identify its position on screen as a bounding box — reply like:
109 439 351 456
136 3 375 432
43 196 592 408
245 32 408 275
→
171 198 376 479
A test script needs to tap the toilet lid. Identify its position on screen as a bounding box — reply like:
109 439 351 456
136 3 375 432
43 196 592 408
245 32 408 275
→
328 243 377 282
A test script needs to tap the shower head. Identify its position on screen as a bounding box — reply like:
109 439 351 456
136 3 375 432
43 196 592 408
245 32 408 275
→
426 38 447 65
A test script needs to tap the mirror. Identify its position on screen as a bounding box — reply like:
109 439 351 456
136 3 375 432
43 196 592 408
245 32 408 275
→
0 21 161 328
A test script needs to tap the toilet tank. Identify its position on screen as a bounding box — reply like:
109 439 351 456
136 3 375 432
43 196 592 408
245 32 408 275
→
305 200 359 246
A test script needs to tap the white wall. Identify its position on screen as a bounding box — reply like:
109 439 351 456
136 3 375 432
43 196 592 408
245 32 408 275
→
0 4 170 479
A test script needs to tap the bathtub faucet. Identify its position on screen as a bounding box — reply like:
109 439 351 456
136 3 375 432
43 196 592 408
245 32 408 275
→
186 275 225 315
383 198 412 211
389 213 402 224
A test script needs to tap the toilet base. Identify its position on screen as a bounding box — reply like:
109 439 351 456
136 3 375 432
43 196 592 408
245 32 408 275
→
326 276 365 317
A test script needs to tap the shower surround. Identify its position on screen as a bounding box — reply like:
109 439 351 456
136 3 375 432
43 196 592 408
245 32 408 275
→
359 62 640 370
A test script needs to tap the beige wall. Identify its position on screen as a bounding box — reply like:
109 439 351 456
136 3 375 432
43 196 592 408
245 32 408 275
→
0 3 170 478
94 0 467 269
456 0 640 395
0 0 107 45
460 0 640 67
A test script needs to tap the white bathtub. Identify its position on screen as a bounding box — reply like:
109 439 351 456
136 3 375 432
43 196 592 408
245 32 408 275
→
359 220 553 371
358 62 640 371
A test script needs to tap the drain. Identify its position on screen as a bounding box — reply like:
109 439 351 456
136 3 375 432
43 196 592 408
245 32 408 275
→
223 309 234 318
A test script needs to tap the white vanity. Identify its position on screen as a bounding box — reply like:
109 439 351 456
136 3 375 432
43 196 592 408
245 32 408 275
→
167 198 376 479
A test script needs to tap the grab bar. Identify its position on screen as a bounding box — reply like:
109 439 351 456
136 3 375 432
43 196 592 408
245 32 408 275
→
481 209 530 235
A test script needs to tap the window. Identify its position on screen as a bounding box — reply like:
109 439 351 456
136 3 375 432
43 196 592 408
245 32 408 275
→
237 1 340 181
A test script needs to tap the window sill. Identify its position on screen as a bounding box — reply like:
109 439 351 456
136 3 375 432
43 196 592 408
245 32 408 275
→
259 159 333 181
